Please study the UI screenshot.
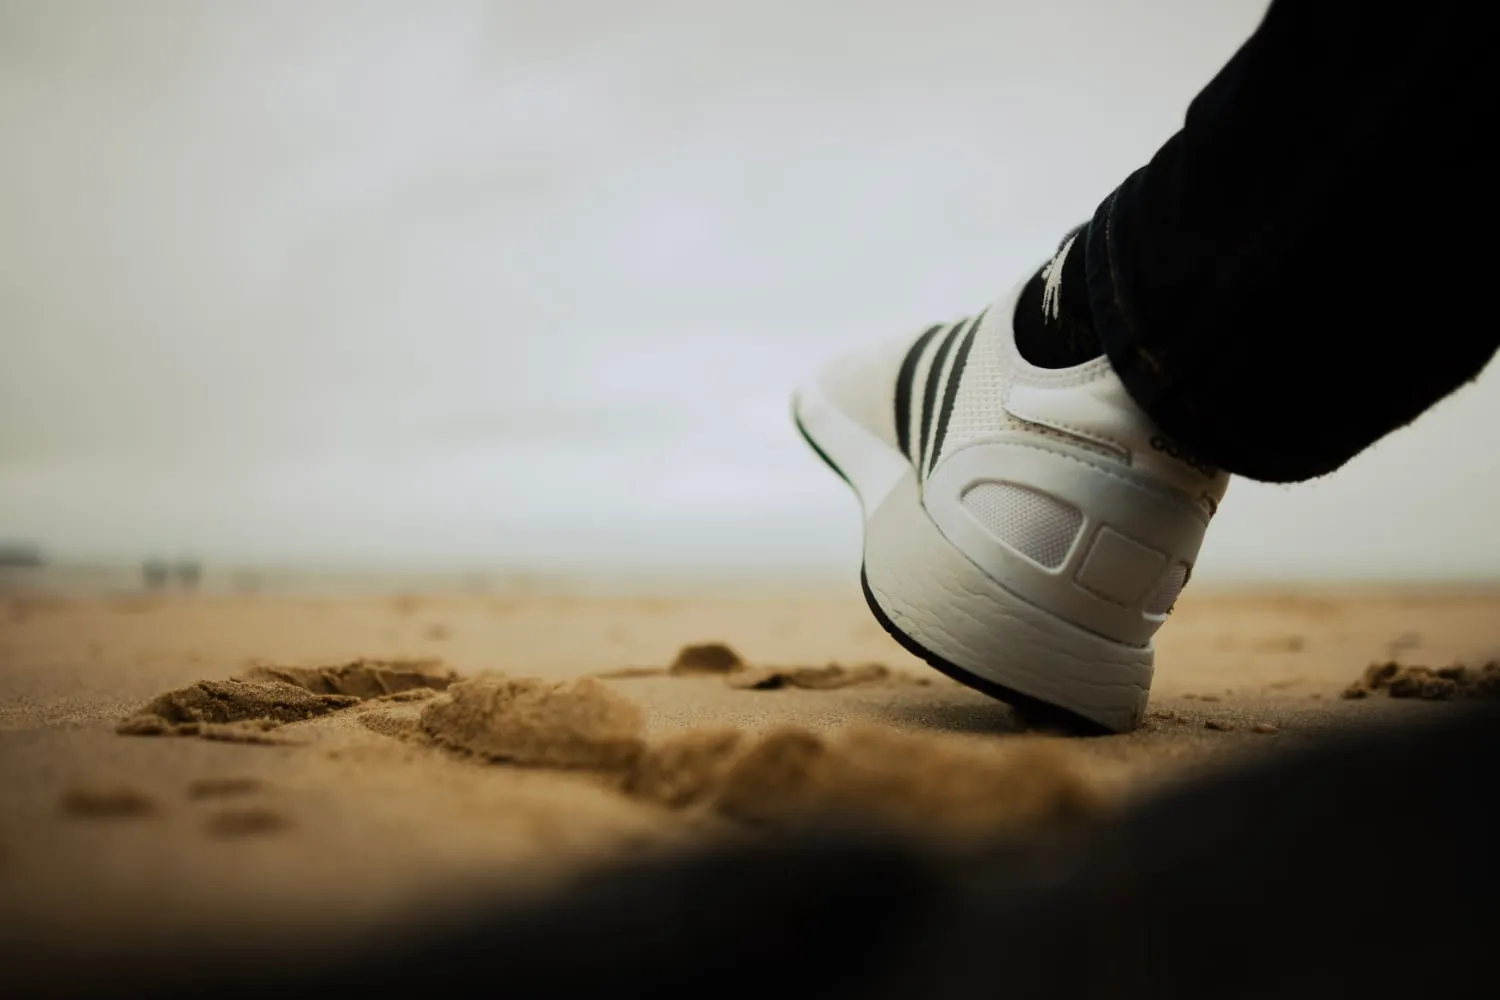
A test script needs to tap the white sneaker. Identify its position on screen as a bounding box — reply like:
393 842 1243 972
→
793 271 1230 732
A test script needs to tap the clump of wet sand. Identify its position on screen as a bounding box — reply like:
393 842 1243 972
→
1342 660 1500 701
242 658 458 699
116 679 357 737
119 659 460 740
668 642 745 675
592 642 748 680
419 675 646 770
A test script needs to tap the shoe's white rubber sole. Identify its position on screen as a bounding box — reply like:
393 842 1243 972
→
793 380 1153 734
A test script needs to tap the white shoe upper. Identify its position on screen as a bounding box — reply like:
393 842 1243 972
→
815 274 1230 648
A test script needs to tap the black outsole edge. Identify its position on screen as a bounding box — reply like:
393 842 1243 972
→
791 397 1112 737
858 568 1111 737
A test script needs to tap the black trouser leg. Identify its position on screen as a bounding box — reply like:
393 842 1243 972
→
1087 0 1496 482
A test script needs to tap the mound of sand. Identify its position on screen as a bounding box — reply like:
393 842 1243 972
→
118 659 460 740
623 728 747 808
597 642 750 679
668 643 745 675
420 675 646 769
117 678 358 737
633 726 1102 837
408 673 1103 839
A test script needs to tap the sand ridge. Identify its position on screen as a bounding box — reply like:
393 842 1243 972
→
410 671 1104 838
113 647 1108 841
115 658 462 740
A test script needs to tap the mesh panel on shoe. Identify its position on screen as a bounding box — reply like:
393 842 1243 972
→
935 312 1122 470
1145 561 1190 616
961 481 1083 569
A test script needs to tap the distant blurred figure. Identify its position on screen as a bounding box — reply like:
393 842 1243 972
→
141 559 171 591
0 542 46 569
175 560 202 590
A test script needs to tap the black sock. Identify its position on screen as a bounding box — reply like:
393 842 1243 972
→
1012 224 1103 369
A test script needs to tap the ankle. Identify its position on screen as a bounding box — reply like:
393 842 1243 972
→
1013 225 1102 369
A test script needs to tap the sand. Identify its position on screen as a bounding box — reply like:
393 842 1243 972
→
2 581 1498 990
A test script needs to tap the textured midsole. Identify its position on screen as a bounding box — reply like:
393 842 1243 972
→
794 380 1153 732
864 475 1152 732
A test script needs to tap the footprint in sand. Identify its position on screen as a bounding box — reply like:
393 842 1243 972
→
60 788 158 819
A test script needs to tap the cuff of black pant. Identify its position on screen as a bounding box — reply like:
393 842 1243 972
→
1084 182 1240 479
1085 183 1171 422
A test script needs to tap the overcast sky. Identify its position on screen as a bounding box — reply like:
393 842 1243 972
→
2 0 1496 582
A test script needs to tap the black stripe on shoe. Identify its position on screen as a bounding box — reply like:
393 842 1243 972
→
916 317 971 473
894 324 944 461
926 309 985 477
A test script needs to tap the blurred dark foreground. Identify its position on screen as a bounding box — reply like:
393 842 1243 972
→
20 705 1499 1000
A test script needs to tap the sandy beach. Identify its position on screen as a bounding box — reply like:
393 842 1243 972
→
2 580 1497 991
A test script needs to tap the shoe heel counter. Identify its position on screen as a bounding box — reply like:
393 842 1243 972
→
924 438 1211 647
